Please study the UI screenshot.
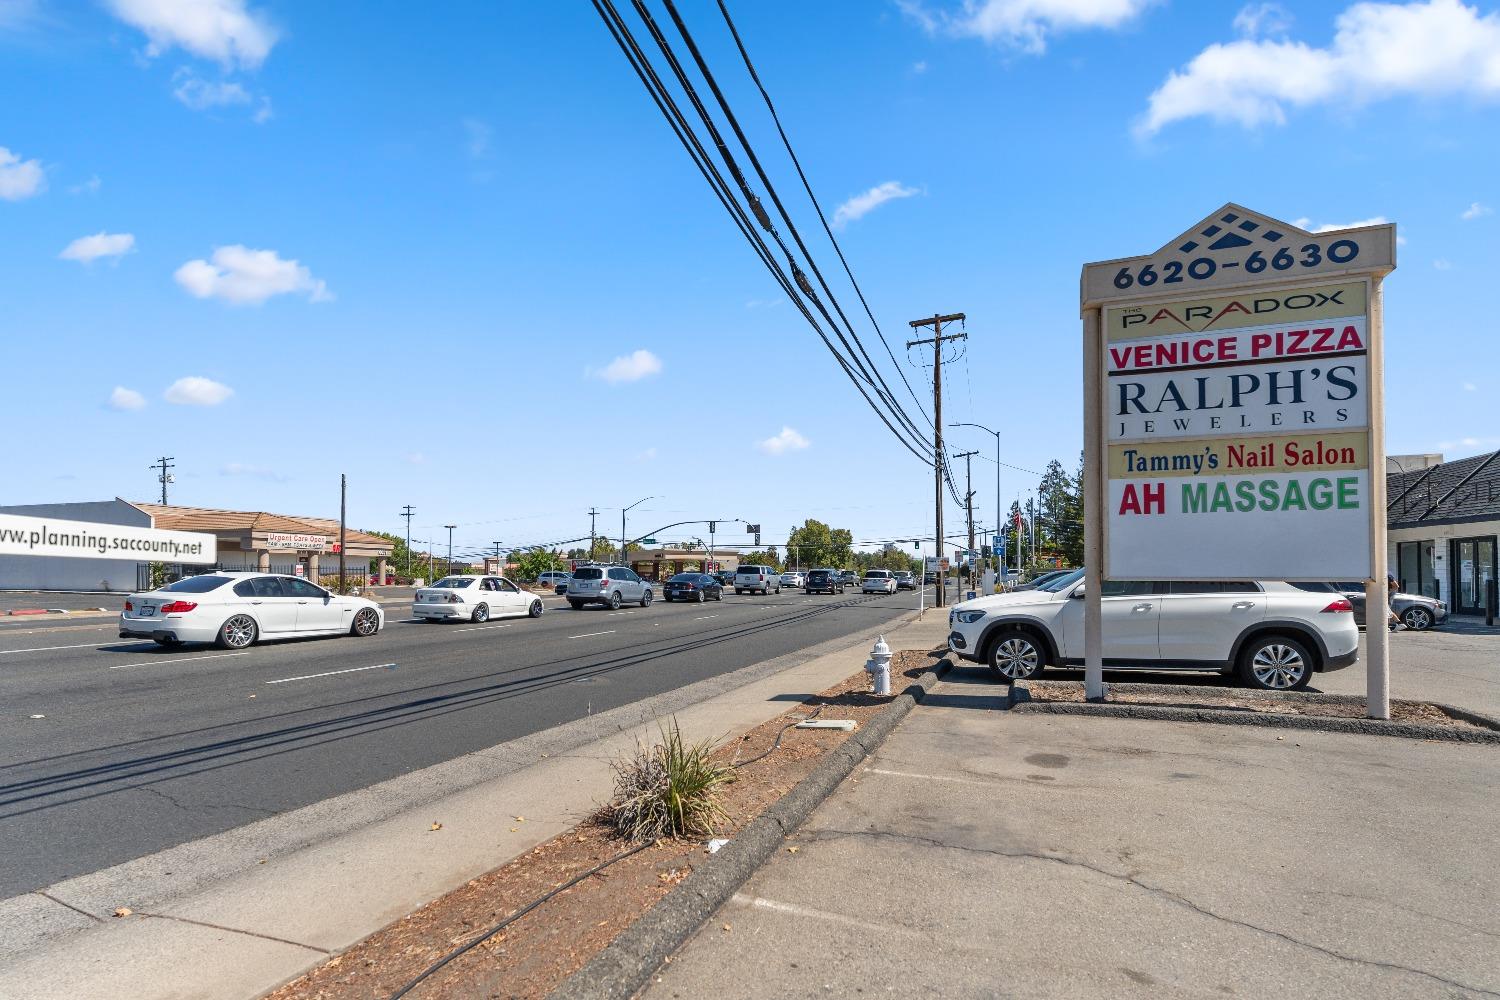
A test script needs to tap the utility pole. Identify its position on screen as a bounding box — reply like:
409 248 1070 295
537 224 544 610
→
588 507 599 560
954 449 978 595
493 541 502 575
338 474 348 594
150 456 175 505
400 505 415 579
444 524 456 576
908 312 966 607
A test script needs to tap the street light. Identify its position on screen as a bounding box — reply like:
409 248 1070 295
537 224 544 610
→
951 422 1001 580
621 496 656 566
444 524 457 575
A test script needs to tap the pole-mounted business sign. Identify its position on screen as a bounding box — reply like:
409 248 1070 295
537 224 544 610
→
1080 203 1396 714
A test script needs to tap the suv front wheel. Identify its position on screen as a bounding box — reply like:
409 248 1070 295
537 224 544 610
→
1238 634 1313 690
986 629 1045 681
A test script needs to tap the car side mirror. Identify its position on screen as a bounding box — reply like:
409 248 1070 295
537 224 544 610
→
1070 586 1085 599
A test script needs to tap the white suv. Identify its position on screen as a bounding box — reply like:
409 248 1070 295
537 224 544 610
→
734 565 781 595
945 569 1359 691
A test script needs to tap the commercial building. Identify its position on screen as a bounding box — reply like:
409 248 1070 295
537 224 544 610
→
0 499 394 592
625 546 739 582
1387 450 1499 616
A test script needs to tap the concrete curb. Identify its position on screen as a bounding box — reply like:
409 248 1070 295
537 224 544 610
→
549 656 953 1000
1007 680 1500 744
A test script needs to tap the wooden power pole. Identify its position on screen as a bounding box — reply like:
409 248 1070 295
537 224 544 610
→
907 313 966 607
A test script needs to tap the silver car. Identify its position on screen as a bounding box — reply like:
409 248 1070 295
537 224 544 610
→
566 565 653 610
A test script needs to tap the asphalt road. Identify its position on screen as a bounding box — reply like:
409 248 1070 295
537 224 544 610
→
0 585 929 898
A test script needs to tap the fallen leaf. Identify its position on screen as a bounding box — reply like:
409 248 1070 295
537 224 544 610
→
514 816 525 822
430 822 443 832
510 827 519 833
787 846 799 854
721 923 732 932
113 907 132 918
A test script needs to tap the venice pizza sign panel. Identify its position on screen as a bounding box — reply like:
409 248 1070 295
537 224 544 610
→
1082 204 1396 581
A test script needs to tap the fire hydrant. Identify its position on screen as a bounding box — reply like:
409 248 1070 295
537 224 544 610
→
865 635 892 696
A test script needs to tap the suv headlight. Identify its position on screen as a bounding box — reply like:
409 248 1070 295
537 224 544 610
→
954 609 986 624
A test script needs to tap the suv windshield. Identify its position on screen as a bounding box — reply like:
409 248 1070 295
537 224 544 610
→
429 577 472 588
1039 569 1085 592
160 575 230 593
572 567 604 580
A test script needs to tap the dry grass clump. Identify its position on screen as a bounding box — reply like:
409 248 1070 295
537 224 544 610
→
607 719 733 841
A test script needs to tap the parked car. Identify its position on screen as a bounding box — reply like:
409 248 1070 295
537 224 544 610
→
1293 581 1448 631
862 569 897 594
735 565 782 595
538 570 571 592
945 569 1359 691
1013 569 1071 592
414 575 545 622
838 569 859 588
713 569 737 585
893 571 916 590
804 569 845 595
781 570 805 589
663 572 723 603
119 572 384 649
566 565 653 609
923 572 937 585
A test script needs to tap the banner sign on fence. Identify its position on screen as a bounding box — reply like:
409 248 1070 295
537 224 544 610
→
0 513 217 564
1081 204 1396 581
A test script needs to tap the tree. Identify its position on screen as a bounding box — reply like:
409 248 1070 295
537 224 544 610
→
785 519 844 569
361 529 409 576
739 548 782 571
513 549 566 581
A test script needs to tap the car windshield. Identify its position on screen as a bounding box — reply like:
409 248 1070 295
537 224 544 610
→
428 577 473 588
160 575 231 593
1039 569 1085 592
573 567 604 580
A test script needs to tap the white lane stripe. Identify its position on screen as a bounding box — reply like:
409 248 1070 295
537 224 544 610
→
693 614 719 620
0 641 154 655
453 623 515 633
109 651 250 670
266 662 396 685
567 630 616 639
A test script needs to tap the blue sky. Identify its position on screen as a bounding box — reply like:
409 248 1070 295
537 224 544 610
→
2 0 1497 559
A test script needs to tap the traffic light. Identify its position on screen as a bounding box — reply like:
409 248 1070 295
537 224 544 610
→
708 521 717 533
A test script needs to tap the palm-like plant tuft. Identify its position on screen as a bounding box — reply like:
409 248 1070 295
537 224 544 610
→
608 719 732 841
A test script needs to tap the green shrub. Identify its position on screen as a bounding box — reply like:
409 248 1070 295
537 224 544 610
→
607 719 732 841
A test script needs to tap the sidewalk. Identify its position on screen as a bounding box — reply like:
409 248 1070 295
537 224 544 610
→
650 664 1500 999
1 610 950 1000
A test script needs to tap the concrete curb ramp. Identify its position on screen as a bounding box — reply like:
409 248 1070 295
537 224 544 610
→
1008 680 1500 745
550 658 952 1000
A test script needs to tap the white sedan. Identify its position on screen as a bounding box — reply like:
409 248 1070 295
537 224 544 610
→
119 572 384 649
780 571 805 589
862 570 898 594
414 575 544 623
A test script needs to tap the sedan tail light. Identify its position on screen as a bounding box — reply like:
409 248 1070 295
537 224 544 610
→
160 601 198 614
1320 599 1354 613
446 594 462 603
124 600 133 612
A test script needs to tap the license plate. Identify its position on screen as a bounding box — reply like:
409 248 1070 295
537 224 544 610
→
140 606 154 615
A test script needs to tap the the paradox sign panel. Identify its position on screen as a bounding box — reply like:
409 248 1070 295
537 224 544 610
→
1082 205 1396 581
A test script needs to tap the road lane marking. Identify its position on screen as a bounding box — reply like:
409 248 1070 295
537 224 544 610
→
567 630 616 639
693 614 719 620
453 623 515 633
0 641 154 655
266 663 396 684
109 651 250 669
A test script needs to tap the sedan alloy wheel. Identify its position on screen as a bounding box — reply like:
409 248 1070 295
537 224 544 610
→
219 614 258 650
471 603 490 623
988 632 1042 680
1243 637 1311 690
352 608 380 636
1401 606 1432 631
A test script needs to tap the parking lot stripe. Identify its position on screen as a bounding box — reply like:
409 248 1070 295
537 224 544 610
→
567 630 616 639
0 640 154 655
265 663 396 685
109 651 250 669
453 623 515 633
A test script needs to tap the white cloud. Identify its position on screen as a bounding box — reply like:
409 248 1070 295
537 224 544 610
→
1140 0 1500 135
1234 2 1292 37
59 231 135 263
164 375 234 405
912 59 929 73
0 145 45 200
69 175 102 195
1433 257 1453 269
756 426 810 455
832 181 919 229
105 0 277 68
174 245 331 305
172 70 250 109
1461 201 1492 220
108 386 146 411
589 349 662 384
1292 215 1406 245
900 0 1156 54
220 462 287 481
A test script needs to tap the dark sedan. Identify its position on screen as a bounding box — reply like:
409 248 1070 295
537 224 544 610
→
662 573 723 603
804 569 845 595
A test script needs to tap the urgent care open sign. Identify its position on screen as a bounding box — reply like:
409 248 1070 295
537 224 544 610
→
1081 204 1397 581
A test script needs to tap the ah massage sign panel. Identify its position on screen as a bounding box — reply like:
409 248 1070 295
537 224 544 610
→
1082 204 1397 581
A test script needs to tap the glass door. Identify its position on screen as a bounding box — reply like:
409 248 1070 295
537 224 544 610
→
1397 541 1437 597
1451 537 1498 616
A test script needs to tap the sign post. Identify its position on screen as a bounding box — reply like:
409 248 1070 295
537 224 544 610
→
1081 204 1396 714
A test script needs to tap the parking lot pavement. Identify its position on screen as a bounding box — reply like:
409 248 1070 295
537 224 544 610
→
1314 626 1500 718
652 673 1500 1000
0 586 926 898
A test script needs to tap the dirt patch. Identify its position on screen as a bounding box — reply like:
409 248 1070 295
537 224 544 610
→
1025 681 1488 730
266 647 946 1000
